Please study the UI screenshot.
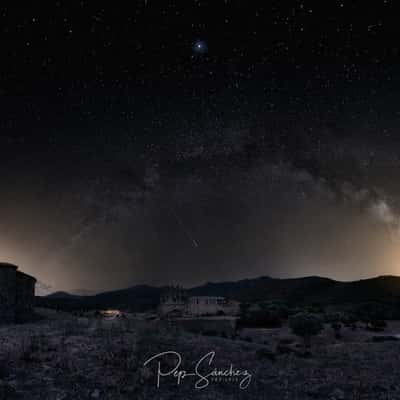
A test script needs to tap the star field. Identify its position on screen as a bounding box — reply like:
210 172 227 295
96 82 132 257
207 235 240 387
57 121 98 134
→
0 1 400 291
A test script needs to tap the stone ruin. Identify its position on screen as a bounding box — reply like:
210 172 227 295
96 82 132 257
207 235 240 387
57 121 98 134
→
159 285 188 315
0 262 36 323
159 285 240 317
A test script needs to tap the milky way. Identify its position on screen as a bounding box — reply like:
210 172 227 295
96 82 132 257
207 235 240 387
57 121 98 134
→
1 2 399 292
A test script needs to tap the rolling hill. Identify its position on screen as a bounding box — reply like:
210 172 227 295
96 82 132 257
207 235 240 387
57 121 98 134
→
36 275 400 313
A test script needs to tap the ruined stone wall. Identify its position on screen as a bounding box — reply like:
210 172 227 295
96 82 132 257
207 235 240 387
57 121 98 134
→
159 286 188 315
0 264 17 322
159 300 186 315
0 263 36 323
187 297 226 316
16 271 36 319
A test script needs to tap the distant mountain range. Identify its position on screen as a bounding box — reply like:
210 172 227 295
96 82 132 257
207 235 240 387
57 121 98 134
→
36 275 400 313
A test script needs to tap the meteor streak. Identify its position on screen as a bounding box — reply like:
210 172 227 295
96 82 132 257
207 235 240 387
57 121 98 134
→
169 207 199 248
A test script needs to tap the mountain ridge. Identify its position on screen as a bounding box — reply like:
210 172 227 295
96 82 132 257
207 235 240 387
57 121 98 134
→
36 274 400 313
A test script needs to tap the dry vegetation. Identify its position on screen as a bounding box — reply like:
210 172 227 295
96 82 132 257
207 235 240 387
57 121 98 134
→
1 309 400 399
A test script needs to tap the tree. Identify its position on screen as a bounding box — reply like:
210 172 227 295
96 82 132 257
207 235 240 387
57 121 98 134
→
369 319 387 331
289 312 323 348
239 307 282 328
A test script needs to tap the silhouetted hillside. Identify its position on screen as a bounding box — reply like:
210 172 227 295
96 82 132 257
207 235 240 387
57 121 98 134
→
89 285 164 310
36 275 400 313
37 285 165 312
190 276 336 304
46 291 81 299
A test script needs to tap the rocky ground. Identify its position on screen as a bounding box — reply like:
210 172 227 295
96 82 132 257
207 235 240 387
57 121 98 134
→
1 309 400 399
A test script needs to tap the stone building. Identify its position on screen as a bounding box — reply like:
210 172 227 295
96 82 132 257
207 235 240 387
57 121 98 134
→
159 286 240 317
159 286 188 316
187 296 240 316
0 262 36 322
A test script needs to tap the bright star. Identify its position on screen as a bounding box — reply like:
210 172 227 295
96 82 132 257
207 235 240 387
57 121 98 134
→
193 40 208 55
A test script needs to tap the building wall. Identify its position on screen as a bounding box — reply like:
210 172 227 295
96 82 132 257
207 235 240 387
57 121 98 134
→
0 264 17 322
221 300 241 316
159 289 241 317
187 297 226 316
159 286 188 316
16 271 36 319
0 263 36 323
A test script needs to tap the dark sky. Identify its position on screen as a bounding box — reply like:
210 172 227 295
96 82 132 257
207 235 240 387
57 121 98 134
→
1 1 400 293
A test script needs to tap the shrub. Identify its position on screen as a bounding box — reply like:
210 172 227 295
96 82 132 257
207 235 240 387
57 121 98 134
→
0 381 15 399
366 319 387 332
202 330 218 337
289 312 323 347
276 343 296 355
256 348 276 361
370 319 387 329
371 335 398 342
331 322 342 339
278 337 295 345
239 309 282 328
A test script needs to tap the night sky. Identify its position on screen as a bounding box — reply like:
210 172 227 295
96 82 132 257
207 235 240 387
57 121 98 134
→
1 1 400 293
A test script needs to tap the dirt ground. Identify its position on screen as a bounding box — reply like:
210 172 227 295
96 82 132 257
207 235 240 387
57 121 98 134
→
1 309 400 399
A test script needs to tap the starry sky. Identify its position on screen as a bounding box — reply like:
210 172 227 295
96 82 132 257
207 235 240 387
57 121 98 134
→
1 1 400 293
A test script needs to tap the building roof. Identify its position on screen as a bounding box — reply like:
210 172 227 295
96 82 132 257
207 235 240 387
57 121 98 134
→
16 270 37 282
0 262 18 270
0 262 37 282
